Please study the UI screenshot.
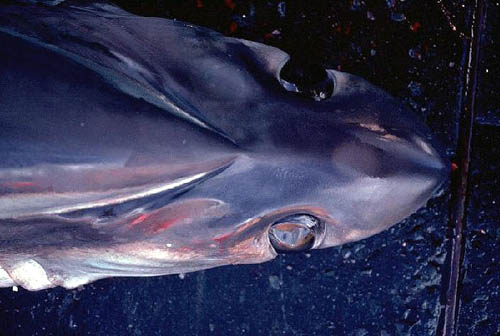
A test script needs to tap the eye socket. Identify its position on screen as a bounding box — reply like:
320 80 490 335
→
279 59 334 101
268 214 323 253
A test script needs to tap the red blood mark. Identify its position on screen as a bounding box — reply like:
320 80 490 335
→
125 199 222 236
422 42 430 53
127 212 178 233
11 181 36 188
196 0 203 8
264 32 274 39
228 21 238 33
1 181 37 190
451 162 458 171
411 21 421 32
152 217 180 234
344 23 351 35
224 0 236 9
129 214 150 227
213 232 232 243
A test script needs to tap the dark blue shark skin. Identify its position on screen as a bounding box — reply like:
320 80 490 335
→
0 1 447 290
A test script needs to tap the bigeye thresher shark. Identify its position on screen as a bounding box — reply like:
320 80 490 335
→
0 0 447 291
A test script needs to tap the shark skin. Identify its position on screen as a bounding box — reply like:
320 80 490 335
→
0 1 447 290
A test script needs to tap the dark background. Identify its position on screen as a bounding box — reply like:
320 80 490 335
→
0 0 498 335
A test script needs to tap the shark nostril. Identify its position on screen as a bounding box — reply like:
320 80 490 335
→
268 214 324 253
279 58 334 101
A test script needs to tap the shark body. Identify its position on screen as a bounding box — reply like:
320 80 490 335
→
0 1 447 290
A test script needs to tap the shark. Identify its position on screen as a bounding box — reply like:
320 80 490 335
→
0 1 447 290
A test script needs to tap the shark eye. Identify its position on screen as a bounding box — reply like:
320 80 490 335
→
279 59 334 101
269 214 323 253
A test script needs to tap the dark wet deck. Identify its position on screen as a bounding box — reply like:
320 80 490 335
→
0 0 498 335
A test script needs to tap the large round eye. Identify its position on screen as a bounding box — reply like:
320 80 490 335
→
279 58 334 101
269 214 324 253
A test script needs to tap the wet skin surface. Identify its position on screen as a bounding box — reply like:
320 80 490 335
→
0 1 446 291
1 0 497 335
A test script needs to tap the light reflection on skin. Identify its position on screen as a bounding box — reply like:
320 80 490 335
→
0 1 447 290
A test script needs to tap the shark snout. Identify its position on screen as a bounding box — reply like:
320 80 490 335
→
340 120 447 178
317 121 448 247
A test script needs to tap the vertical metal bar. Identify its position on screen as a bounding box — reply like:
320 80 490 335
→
437 0 487 335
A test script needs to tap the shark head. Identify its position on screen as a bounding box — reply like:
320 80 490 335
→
173 43 448 259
